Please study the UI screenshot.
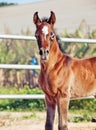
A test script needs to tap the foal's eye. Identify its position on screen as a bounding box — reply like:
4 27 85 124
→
50 32 55 40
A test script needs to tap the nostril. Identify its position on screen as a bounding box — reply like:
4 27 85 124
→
46 50 49 54
39 49 43 55
39 48 49 56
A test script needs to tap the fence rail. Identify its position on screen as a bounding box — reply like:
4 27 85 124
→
0 94 45 99
0 34 36 41
0 94 94 100
0 64 40 69
0 34 96 43
0 34 95 100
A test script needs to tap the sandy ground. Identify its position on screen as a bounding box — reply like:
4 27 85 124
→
0 0 96 35
0 112 96 130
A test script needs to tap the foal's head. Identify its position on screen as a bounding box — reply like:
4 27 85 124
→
33 11 56 62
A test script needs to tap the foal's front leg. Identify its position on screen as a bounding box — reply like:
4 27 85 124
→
57 92 70 130
45 95 56 130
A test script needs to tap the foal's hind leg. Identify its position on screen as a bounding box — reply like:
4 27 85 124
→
45 95 56 130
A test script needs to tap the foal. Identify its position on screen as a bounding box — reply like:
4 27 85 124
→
33 11 96 130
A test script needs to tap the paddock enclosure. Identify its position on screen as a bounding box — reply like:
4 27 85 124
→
0 35 96 130
0 34 96 99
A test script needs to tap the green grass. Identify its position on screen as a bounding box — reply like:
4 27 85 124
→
0 86 45 111
69 109 95 123
0 86 43 94
69 99 96 122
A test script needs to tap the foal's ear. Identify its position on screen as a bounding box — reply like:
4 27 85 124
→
48 11 56 26
33 12 41 26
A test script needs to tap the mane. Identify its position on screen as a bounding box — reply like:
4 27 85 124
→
56 35 64 52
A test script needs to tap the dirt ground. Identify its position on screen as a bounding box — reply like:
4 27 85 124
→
0 112 96 130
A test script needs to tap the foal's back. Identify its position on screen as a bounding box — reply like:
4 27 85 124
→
70 56 96 98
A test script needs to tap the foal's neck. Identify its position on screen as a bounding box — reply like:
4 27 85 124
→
41 39 64 72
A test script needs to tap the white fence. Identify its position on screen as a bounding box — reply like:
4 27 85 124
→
1 34 96 43
0 94 94 100
0 34 95 100
0 64 40 69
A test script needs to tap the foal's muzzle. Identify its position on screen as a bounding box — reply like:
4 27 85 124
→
39 48 49 61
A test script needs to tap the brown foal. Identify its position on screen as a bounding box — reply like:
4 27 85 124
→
33 11 96 130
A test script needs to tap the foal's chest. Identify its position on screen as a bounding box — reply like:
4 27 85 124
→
39 66 71 96
39 70 59 96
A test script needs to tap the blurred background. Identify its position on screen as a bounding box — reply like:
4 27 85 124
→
0 0 96 127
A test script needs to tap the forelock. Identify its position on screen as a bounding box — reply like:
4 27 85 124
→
41 17 49 22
